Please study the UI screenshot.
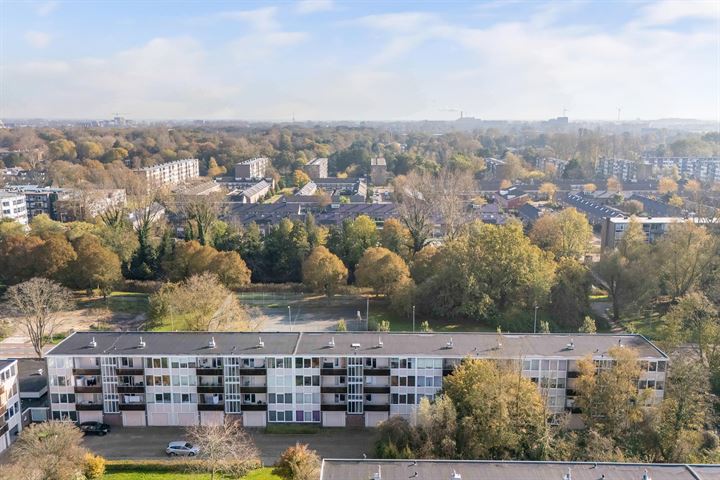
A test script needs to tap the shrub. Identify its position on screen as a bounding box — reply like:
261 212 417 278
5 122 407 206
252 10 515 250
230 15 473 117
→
336 319 347 332
274 443 321 480
83 453 106 479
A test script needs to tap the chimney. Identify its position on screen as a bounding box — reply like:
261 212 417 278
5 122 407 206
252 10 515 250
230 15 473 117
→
563 468 572 480
208 337 216 349
138 337 146 349
89 337 97 348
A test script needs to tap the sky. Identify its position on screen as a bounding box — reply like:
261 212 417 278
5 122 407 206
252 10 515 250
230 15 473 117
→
1 0 719 121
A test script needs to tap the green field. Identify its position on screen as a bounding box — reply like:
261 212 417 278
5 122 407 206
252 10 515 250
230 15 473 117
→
103 467 281 480
620 312 664 340
77 291 150 314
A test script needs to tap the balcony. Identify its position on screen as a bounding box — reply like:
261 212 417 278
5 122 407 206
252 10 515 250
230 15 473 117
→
76 403 103 411
73 368 101 375
198 403 224 411
239 368 267 376
0 423 7 436
242 404 267 411
320 404 346 412
119 404 146 411
0 405 7 418
198 385 224 394
365 368 390 376
320 386 346 394
196 368 223 376
321 368 346 376
567 371 580 379
242 386 266 394
116 368 144 375
365 386 390 394
365 404 390 412
118 385 145 394
75 385 102 393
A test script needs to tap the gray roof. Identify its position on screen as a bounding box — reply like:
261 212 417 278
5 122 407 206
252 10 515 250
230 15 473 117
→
0 359 17 371
320 460 719 480
17 358 47 394
47 332 665 359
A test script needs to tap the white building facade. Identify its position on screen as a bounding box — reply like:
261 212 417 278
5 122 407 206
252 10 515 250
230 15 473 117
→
0 360 22 454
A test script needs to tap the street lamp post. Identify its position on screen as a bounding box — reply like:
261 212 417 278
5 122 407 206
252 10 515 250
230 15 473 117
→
533 303 539 333
288 306 292 332
412 305 416 332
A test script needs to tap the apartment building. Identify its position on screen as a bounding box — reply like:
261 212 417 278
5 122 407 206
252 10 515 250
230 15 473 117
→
370 157 388 185
0 190 28 225
235 158 270 180
0 359 22 454
54 189 127 222
46 332 667 429
597 157 720 184
134 158 200 189
494 186 528 209
303 158 328 180
4 185 68 220
600 216 704 250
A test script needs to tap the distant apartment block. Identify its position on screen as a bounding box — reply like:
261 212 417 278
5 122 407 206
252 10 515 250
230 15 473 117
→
4 185 67 220
135 158 200 189
370 157 388 185
597 157 720 184
0 359 22 454
0 190 28 225
303 158 328 179
235 157 269 180
600 216 703 250
55 189 127 222
47 332 666 428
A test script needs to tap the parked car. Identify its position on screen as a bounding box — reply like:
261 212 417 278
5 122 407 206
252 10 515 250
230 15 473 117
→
79 421 111 436
166 441 200 457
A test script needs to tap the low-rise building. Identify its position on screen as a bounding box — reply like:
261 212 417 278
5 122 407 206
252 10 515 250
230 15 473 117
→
134 158 199 189
562 193 625 225
314 178 367 203
47 332 666 428
494 186 528 209
4 185 67 220
370 157 388 185
303 158 328 180
600 216 703 250
54 189 127 222
0 190 28 224
235 158 270 180
235 180 271 204
320 459 717 480
0 359 22 454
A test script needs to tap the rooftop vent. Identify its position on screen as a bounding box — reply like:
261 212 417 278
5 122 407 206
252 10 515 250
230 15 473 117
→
328 337 335 348
208 337 216 349
377 337 383 348
371 465 381 480
451 470 462 480
563 468 572 480
566 339 575 350
618 338 624 348
89 337 97 348
256 337 265 348
446 337 454 349
138 337 146 349
642 469 651 480
351 343 361 350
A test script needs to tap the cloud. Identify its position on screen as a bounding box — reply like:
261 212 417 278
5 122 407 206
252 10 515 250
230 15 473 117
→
24 31 51 48
635 0 720 26
198 7 279 31
34 1 59 16
296 0 334 14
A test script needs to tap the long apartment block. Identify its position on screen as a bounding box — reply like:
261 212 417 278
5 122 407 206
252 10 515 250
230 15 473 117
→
46 332 668 428
0 359 22 454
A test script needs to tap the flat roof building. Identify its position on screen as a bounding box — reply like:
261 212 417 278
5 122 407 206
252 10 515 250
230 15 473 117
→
0 190 28 225
134 158 200 190
600 216 705 251
304 158 328 180
46 332 666 429
235 158 270 181
0 359 23 454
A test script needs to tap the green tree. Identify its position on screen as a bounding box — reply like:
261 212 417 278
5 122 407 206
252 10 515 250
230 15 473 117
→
327 215 379 273
64 235 122 296
656 222 716 300
48 139 77 160
409 245 439 284
530 208 592 259
274 443 321 480
76 141 104 160
578 316 597 333
208 251 252 289
380 218 412 260
302 246 348 297
549 259 592 329
9 421 87 480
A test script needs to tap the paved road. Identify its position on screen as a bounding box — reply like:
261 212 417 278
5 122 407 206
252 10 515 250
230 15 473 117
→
82 427 378 465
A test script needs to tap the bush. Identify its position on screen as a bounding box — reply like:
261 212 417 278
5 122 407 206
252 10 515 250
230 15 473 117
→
336 319 347 332
83 453 106 479
274 443 321 480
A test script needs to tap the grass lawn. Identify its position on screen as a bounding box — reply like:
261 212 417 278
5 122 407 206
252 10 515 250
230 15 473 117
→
102 467 281 480
76 291 150 314
620 312 664 340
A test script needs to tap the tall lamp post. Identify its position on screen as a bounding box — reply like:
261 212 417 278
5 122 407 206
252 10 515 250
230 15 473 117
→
412 305 416 332
288 306 292 332
533 303 539 333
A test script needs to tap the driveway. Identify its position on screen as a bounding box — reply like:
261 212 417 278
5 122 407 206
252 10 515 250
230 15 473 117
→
82 427 378 465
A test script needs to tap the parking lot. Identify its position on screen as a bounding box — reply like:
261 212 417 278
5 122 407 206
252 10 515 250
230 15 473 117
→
82 426 379 465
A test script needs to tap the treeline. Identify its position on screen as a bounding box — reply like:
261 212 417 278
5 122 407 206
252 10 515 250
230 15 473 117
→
376 348 718 463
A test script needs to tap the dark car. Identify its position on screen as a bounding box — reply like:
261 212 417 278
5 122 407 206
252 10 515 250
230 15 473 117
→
79 421 111 436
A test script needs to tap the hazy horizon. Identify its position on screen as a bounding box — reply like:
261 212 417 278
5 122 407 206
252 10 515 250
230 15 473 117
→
2 0 719 122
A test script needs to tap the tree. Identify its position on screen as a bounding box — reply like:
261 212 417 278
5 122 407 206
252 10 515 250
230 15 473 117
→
150 273 255 331
656 222 716 299
10 421 87 480
36 235 77 280
685 179 702 202
530 208 592 259
409 245 439 284
380 218 412 260
186 421 260 480
549 259 592 329
443 358 550 459
575 346 649 440
302 246 348 297
207 158 226 177
579 316 597 333
538 182 558 201
668 194 684 208
184 196 220 246
658 176 679 195
620 199 644 215
5 278 73 357
435 168 475 240
393 172 436 252
355 247 411 296
274 443 321 480
208 251 252 289
293 169 311 187
64 235 122 296
0 234 44 284
583 183 597 193
606 176 622 193
419 221 556 320
76 141 104 160
327 215 378 272
415 395 458 458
